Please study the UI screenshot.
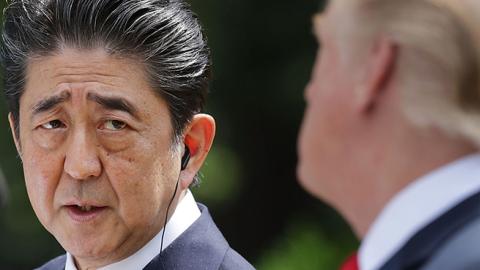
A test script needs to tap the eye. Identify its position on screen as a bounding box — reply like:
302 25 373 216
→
41 120 65 129
104 120 127 131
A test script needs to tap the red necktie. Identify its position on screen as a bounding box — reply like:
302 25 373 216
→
340 252 359 270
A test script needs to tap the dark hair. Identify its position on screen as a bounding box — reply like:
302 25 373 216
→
1 0 211 145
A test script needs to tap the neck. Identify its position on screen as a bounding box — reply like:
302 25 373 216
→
344 125 477 238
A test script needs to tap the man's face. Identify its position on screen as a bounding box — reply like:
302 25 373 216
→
298 6 358 203
12 48 182 265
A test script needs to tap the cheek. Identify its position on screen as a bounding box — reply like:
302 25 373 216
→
298 90 350 197
32 130 67 150
298 103 326 186
22 147 64 226
297 110 338 201
104 149 177 227
299 93 335 159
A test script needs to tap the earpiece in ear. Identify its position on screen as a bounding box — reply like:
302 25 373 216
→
180 145 191 171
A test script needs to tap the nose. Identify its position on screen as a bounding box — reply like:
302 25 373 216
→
64 128 102 180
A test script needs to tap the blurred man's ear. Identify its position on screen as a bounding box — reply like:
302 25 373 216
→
356 36 398 113
179 114 216 189
8 113 21 158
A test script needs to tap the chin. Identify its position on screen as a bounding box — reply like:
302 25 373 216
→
58 229 115 258
298 164 338 203
297 165 321 198
70 243 115 264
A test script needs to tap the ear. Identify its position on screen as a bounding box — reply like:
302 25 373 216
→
179 114 216 189
8 113 22 157
356 36 397 113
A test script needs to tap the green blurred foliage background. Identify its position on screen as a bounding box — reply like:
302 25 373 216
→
0 0 358 269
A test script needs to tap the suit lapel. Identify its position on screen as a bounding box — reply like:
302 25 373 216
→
143 204 229 270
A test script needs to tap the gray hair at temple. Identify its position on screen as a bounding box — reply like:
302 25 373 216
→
0 0 212 186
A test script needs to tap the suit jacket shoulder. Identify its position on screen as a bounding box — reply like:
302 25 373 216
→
35 254 66 270
421 215 480 270
144 203 255 270
219 248 254 270
380 191 480 270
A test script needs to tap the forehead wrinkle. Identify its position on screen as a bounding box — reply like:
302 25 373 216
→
53 64 122 76
52 68 125 87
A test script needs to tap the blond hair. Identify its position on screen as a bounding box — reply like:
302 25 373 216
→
340 0 480 144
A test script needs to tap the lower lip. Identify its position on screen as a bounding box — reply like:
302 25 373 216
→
65 206 107 223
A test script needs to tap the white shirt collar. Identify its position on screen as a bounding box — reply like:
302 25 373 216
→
65 190 201 270
359 153 480 270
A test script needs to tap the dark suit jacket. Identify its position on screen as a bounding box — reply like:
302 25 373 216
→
379 191 480 270
36 204 255 270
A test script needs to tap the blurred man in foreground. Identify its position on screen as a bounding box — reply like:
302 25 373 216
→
298 0 480 269
0 0 254 269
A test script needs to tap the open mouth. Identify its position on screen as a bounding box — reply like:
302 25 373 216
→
78 205 94 212
68 204 105 212
65 204 107 222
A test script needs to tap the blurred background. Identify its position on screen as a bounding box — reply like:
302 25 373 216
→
0 0 358 269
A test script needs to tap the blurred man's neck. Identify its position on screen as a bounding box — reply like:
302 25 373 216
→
347 125 477 238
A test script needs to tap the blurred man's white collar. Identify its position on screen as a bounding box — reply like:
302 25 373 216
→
65 189 200 270
359 153 480 270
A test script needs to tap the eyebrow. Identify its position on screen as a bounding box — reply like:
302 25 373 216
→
87 92 139 118
31 91 139 119
32 91 71 115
